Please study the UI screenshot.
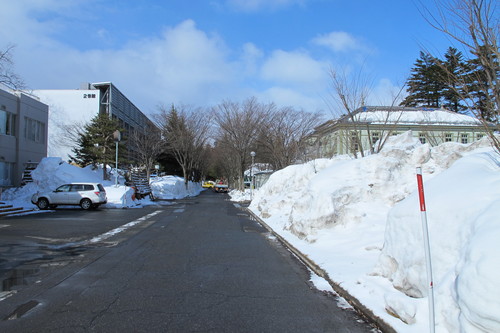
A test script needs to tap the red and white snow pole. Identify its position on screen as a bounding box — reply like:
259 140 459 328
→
416 167 435 333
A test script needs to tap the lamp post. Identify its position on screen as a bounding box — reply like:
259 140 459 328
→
250 151 256 199
113 130 121 187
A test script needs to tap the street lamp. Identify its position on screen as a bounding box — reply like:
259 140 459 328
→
250 151 256 199
113 130 121 187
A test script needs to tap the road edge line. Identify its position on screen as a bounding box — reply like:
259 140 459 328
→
245 208 397 333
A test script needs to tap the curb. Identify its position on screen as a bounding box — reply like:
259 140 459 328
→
245 208 397 333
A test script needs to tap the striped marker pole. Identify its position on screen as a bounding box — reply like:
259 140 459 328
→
416 167 435 333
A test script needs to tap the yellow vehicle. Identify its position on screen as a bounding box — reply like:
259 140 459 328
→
202 181 215 188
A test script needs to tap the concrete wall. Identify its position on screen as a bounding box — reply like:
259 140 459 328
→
0 88 48 187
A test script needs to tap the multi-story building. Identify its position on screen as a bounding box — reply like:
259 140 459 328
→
31 82 157 163
309 106 490 158
0 86 48 187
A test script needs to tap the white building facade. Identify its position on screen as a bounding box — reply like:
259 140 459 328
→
309 106 490 158
32 82 156 163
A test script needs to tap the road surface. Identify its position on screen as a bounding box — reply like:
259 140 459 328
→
0 191 377 332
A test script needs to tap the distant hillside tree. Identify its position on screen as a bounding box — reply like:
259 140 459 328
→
212 97 270 190
69 113 125 180
129 123 163 181
256 106 323 170
155 104 210 187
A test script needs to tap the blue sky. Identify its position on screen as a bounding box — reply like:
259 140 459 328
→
0 0 454 116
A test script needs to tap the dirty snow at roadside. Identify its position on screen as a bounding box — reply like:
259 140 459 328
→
243 132 500 333
1 157 202 210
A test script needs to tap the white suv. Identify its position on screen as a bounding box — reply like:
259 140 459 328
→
31 183 107 210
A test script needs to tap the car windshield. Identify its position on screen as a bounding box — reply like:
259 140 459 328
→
97 184 105 192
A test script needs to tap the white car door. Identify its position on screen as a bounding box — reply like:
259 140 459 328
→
52 184 71 204
67 184 84 204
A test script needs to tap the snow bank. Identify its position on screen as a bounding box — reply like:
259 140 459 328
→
374 149 500 332
248 131 499 332
229 189 252 202
1 157 202 209
150 175 203 199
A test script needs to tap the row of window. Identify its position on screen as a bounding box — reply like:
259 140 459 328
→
348 131 485 151
418 132 483 144
369 131 483 145
0 110 45 143
24 117 46 143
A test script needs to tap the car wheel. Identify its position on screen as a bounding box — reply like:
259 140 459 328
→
80 198 92 210
37 198 49 210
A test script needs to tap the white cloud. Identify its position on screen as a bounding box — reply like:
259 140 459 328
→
312 31 367 53
260 50 328 88
225 0 306 12
240 42 264 75
369 78 407 106
2 15 236 112
258 86 326 112
0 1 332 114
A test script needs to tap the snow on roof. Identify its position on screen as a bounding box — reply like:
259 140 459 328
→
343 106 482 126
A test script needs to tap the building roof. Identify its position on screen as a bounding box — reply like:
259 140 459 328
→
338 106 482 126
310 106 485 138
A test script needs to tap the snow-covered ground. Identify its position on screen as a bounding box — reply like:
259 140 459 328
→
231 131 499 333
0 157 203 210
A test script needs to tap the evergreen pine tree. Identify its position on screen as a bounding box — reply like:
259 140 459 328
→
441 47 468 112
69 113 124 180
401 52 445 107
465 45 499 122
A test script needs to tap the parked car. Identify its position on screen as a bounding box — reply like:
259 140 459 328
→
31 183 107 210
202 181 215 188
213 180 229 193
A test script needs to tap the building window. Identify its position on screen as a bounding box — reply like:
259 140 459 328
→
461 133 468 144
445 133 452 142
371 132 379 145
24 117 45 143
419 133 426 144
0 110 15 136
476 133 484 140
0 161 14 186
350 131 359 152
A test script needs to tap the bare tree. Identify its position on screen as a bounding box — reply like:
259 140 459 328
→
212 97 270 190
129 123 164 180
328 67 406 157
0 44 25 89
328 67 372 158
155 104 210 188
257 106 323 170
419 0 500 152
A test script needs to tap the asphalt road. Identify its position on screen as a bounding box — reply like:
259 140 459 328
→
0 191 377 332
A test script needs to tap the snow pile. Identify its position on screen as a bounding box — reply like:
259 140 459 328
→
229 189 252 202
248 131 499 332
150 175 203 199
1 157 202 209
374 149 500 332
